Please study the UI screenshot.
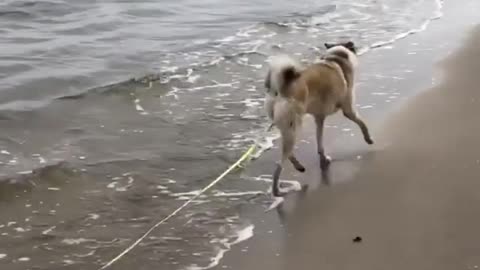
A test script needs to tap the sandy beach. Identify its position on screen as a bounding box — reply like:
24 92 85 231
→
216 1 480 269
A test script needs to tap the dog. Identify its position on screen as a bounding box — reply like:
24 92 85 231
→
264 41 373 197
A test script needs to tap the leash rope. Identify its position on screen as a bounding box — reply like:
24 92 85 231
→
98 144 257 269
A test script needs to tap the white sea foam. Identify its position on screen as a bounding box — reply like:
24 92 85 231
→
212 191 264 197
61 238 92 245
42 226 56 235
134 99 149 115
107 181 117 189
14 227 27 233
171 190 202 197
87 213 100 220
186 225 254 270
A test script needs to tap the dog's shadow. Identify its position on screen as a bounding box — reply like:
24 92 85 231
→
275 148 377 223
324 148 377 182
275 184 309 225
320 168 331 186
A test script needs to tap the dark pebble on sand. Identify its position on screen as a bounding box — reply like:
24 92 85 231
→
353 236 362 243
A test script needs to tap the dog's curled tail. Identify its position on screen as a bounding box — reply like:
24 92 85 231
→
266 55 301 97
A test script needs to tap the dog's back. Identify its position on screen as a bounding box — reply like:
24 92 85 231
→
301 45 357 117
301 62 348 116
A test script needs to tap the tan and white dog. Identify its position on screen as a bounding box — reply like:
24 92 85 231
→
264 41 373 197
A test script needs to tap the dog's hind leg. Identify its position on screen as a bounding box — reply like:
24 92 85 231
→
272 127 297 197
341 100 374 145
272 162 284 197
315 115 331 170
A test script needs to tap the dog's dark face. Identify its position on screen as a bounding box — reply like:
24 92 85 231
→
324 41 357 54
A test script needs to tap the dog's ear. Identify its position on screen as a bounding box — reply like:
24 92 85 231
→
344 41 356 53
324 43 334 49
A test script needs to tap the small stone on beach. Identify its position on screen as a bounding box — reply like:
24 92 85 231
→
353 236 362 243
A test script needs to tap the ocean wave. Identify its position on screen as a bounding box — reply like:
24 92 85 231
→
0 10 33 19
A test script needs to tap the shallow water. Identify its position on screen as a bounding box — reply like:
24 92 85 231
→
0 0 442 269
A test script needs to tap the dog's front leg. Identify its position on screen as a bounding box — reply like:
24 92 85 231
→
315 116 331 170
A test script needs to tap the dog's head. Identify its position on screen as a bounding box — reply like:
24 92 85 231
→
324 41 357 54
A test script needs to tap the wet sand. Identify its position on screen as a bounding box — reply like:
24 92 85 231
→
283 24 480 270
216 1 480 270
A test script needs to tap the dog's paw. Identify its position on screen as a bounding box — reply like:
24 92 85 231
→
294 163 306 173
289 156 306 173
